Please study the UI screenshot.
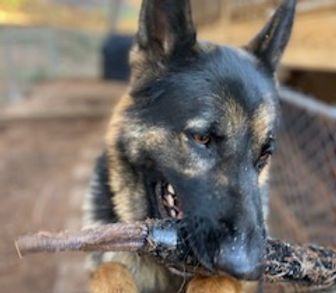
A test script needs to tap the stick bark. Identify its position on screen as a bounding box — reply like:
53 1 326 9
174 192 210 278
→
15 220 336 291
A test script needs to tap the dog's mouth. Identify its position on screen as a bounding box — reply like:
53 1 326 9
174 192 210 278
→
155 182 184 219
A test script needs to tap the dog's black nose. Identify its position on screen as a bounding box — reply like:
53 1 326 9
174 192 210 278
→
213 243 264 280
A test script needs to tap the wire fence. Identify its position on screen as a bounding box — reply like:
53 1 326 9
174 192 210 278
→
267 88 336 292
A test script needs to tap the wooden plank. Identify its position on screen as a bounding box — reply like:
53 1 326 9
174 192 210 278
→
0 80 126 123
199 8 336 71
191 0 222 25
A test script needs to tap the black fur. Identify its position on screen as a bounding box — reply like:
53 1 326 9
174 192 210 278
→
246 0 297 72
89 152 118 224
130 47 277 129
137 0 196 55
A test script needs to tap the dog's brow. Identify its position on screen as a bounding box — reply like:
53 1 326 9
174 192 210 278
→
251 104 275 144
221 98 247 137
185 118 211 131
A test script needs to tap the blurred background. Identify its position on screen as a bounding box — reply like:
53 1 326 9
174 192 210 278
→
0 0 335 292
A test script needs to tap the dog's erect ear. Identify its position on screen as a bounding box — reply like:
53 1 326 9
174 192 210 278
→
246 0 296 72
136 0 196 57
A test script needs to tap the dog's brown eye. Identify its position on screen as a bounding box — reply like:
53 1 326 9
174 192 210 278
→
256 140 274 171
192 134 211 146
256 152 271 171
259 152 271 163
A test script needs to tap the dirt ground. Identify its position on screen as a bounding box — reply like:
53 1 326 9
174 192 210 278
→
0 80 125 293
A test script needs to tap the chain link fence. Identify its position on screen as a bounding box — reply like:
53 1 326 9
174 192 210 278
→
267 88 336 292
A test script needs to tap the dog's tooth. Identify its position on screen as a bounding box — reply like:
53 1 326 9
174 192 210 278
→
166 194 174 207
167 184 175 195
170 209 177 218
176 211 183 220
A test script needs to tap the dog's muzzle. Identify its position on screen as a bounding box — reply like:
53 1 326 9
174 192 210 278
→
213 236 265 280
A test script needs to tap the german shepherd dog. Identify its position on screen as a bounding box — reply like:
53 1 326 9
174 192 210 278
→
84 0 296 292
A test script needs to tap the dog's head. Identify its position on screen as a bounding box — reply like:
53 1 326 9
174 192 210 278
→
108 0 296 281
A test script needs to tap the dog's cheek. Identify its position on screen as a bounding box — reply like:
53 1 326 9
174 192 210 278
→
124 125 215 177
125 127 177 169
115 123 168 163
258 162 271 187
178 135 216 177
258 162 271 222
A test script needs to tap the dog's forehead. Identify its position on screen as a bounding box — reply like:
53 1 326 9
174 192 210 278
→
132 45 277 137
172 46 277 123
165 46 275 101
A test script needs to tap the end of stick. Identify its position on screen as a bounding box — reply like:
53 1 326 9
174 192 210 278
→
14 240 23 259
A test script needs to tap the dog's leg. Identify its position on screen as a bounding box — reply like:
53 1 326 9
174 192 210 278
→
89 262 138 293
186 276 242 293
186 277 258 293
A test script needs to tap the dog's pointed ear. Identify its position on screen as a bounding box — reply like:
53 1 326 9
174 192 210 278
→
136 0 196 57
246 0 296 72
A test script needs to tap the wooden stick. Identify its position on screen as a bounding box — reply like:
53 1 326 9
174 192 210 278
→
15 222 148 256
15 220 336 290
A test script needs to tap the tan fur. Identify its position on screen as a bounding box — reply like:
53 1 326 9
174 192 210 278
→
251 104 275 146
252 103 274 221
106 99 216 180
215 173 229 186
196 41 217 54
100 252 179 293
90 263 257 293
103 96 184 291
185 118 210 130
259 162 271 221
105 95 148 222
259 162 271 187
222 98 248 138
186 276 243 293
129 45 167 88
90 262 137 293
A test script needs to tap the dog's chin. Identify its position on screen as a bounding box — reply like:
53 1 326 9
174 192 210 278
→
154 181 184 220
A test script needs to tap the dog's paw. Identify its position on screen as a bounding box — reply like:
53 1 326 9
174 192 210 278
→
186 276 242 293
89 262 138 293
